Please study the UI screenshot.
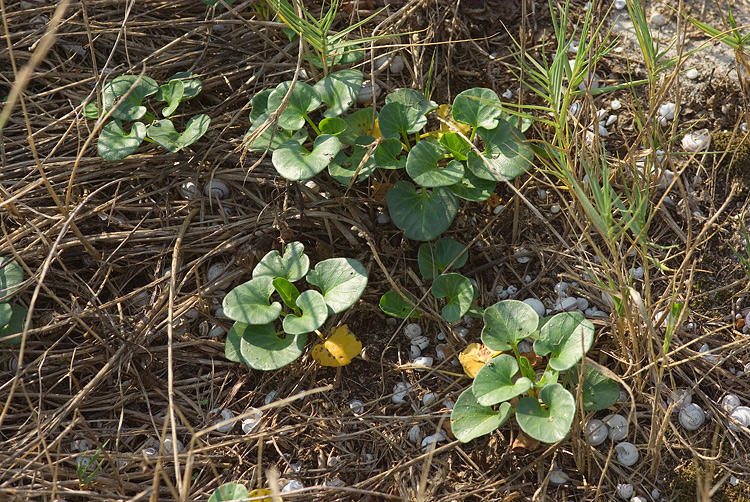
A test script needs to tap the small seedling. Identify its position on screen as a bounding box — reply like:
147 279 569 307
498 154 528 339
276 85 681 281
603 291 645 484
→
222 242 367 370
449 300 619 443
246 72 533 241
76 440 108 488
0 257 28 344
208 483 273 502
86 73 210 161
380 238 476 322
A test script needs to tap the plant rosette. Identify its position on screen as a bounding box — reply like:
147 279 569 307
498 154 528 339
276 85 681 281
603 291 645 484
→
0 257 28 344
221 242 367 370
450 299 618 443
245 71 533 242
87 73 210 161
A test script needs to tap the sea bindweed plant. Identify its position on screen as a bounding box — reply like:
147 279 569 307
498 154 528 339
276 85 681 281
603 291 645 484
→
221 242 367 370
0 257 28 344
85 73 210 161
450 299 619 443
245 70 533 241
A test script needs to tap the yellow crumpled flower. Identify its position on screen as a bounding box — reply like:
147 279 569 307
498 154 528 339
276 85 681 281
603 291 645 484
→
458 342 501 378
312 324 362 367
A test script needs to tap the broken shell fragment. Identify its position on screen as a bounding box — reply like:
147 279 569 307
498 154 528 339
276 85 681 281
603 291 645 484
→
210 408 236 433
408 424 423 444
614 441 639 466
549 469 569 485
357 81 381 105
163 435 184 454
585 419 608 446
241 407 263 434
411 335 430 351
678 403 705 431
413 356 433 370
392 382 411 404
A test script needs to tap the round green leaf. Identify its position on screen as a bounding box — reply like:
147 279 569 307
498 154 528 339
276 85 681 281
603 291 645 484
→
0 257 24 299
439 132 472 161
306 257 368 314
450 388 512 442
406 140 464 187
271 134 341 181
533 311 594 371
244 119 306 152
319 117 347 136
208 483 248 502
267 81 322 130
338 108 375 146
228 322 306 371
565 364 620 411
253 242 309 282
222 276 282 325
379 290 421 318
386 181 459 241
327 137 377 185
472 354 533 406
146 115 210 153
515 383 576 443
452 88 503 129
0 304 28 344
481 300 539 352
102 75 158 121
431 273 474 322
448 169 496 202
373 138 405 170
466 119 533 181
155 80 184 117
313 69 363 118
0 303 12 329
272 277 300 310
97 120 146 162
166 72 202 99
378 102 427 140
282 290 328 335
385 88 438 115
249 88 274 124
417 238 469 280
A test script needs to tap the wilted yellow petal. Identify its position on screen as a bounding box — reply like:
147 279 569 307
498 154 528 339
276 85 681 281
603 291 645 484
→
458 343 500 378
248 488 272 502
312 324 362 367
436 104 471 135
371 118 382 139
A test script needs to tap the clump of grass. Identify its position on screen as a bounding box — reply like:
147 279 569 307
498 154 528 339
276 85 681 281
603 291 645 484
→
712 130 750 175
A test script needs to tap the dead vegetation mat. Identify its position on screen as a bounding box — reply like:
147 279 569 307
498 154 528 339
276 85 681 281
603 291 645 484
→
3 0 750 501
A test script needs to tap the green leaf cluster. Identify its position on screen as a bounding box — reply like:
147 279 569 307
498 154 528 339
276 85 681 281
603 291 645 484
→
450 299 618 444
379 238 476 322
0 257 28 344
86 73 210 161
246 70 533 241
222 242 368 370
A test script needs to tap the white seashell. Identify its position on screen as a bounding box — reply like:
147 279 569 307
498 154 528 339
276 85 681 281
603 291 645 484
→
389 55 404 73
324 477 345 487
631 266 645 279
550 204 561 214
264 390 278 405
442 398 455 409
455 327 470 337
208 324 226 338
435 345 448 360
598 124 610 137
502 89 514 99
585 419 609 446
517 340 532 354
241 407 263 434
681 129 711 152
437 332 446 341
606 114 618 126
76 456 92 470
523 298 546 317
210 408 235 433
560 297 579 312
409 345 421 360
392 382 411 404
699 343 719 364
517 255 531 264
204 180 230 199
71 439 92 452
632 497 647 502
554 281 568 296
142 446 157 457
421 431 447 450
686 68 699 80
617 483 634 499
651 12 668 26
207 262 225 283
603 414 628 441
497 288 509 299
8 357 18 371
667 389 692 410
615 441 639 466
506 285 518 296
549 469 569 485
411 335 430 351
357 81 381 104
652 488 661 499
619 390 628 402
423 393 438 406
729 406 750 431
408 424 423 444
376 212 390 225
163 435 184 454
281 479 304 492
679 403 705 431
404 323 422 339
610 99 622 110
576 297 589 311
349 400 364 415
657 102 676 121
179 181 199 199
614 0 626 9
731 476 740 486
721 394 742 413
413 356 433 370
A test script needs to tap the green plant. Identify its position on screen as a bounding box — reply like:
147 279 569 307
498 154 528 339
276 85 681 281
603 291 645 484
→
266 0 392 76
85 73 210 161
246 70 533 241
0 257 28 344
379 237 478 322
76 440 108 488
222 242 367 371
450 299 618 443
